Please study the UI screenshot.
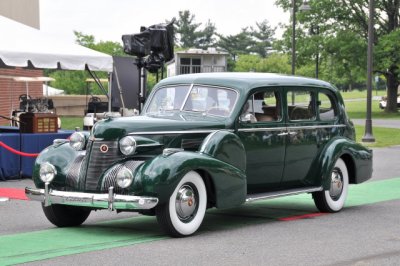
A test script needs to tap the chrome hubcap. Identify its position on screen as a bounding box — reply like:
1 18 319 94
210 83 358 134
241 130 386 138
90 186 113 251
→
175 184 197 222
329 168 343 200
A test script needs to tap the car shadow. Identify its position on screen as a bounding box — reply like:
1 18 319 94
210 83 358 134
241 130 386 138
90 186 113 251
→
76 197 321 237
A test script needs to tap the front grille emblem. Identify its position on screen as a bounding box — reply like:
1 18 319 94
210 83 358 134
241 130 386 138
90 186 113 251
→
100 144 109 153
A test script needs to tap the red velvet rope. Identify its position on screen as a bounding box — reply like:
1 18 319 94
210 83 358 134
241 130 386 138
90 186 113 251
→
0 141 39 157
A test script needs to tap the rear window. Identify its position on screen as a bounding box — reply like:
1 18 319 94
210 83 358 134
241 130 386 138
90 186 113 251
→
318 92 337 121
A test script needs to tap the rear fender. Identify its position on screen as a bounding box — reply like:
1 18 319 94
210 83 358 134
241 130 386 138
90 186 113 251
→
313 137 372 190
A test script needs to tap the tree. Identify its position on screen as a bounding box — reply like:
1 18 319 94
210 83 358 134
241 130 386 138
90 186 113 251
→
74 31 125 56
234 53 291 74
197 20 217 49
174 10 201 48
174 10 217 49
276 0 400 113
217 28 254 62
250 20 276 58
48 70 88 95
323 30 367 90
217 20 276 62
48 32 125 94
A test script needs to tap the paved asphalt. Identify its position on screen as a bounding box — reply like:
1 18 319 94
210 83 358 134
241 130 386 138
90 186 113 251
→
0 146 399 266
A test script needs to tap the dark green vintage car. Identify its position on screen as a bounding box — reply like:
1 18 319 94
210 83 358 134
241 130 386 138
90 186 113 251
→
26 73 372 237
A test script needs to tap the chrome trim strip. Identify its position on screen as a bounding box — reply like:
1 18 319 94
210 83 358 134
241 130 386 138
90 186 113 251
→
246 187 323 202
136 143 163 148
129 129 233 135
89 136 104 141
25 187 158 210
108 186 114 211
163 148 184 156
238 124 346 133
238 127 287 132
129 124 346 135
287 124 347 130
53 139 69 145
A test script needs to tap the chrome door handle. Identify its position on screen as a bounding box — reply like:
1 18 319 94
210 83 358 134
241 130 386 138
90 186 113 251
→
277 131 297 137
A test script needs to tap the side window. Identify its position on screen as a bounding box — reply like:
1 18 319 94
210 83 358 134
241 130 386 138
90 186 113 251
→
240 90 281 123
318 92 337 121
287 90 316 121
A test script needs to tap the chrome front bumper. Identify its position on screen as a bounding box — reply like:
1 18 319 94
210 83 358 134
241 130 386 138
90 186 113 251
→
25 184 158 211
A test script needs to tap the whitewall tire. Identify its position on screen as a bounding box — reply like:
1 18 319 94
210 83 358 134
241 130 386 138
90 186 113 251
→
313 158 349 212
156 171 207 237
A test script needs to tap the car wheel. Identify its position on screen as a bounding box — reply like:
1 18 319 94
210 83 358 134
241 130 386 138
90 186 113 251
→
42 204 91 227
313 158 349 212
156 171 207 237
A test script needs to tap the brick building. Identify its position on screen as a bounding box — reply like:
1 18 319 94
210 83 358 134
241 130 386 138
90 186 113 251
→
0 69 44 125
0 0 43 125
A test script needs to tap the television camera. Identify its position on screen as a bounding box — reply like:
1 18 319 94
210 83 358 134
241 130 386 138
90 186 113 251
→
121 20 174 112
122 20 174 73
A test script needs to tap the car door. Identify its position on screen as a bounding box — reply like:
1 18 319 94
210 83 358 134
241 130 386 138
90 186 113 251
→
281 87 319 187
237 88 286 193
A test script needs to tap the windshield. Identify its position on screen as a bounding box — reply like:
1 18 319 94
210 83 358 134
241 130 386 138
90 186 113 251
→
146 85 238 117
146 85 190 113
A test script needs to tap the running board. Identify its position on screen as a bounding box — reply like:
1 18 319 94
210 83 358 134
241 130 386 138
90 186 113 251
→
246 187 323 203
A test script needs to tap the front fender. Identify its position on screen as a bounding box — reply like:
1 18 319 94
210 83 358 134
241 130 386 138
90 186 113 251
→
32 142 82 189
131 151 246 208
199 130 246 172
130 131 247 208
313 137 372 190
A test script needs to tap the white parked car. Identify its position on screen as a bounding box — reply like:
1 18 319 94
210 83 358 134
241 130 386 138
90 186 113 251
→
379 94 400 109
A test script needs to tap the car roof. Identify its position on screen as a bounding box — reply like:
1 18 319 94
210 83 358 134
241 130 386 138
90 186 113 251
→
155 72 336 93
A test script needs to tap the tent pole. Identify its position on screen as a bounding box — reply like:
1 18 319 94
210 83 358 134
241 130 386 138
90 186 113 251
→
108 72 113 113
25 81 29 111
87 68 108 97
45 81 49 97
140 63 146 112
113 67 125 111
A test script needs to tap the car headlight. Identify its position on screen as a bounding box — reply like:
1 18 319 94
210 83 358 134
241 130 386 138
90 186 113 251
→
39 162 57 183
119 136 136 155
116 166 134 188
69 132 86 151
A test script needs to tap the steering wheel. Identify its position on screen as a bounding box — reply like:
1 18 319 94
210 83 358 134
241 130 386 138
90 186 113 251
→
290 107 311 120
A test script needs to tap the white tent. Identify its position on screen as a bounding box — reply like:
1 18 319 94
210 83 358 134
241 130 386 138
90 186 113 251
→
0 15 113 72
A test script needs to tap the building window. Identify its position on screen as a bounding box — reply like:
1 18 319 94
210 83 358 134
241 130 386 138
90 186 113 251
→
180 58 201 74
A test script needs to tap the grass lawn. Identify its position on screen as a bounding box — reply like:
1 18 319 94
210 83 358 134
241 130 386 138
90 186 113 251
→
355 125 400 148
60 116 83 130
345 100 400 119
344 93 400 147
340 89 386 99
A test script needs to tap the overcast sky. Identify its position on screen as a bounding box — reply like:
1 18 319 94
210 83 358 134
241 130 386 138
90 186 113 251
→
40 0 289 44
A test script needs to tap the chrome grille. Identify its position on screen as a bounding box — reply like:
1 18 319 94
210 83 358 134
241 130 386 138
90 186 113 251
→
85 140 120 190
66 153 85 188
101 160 144 193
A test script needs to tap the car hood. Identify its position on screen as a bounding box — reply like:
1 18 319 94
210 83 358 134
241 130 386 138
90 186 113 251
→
92 112 229 140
